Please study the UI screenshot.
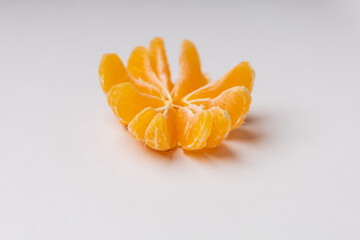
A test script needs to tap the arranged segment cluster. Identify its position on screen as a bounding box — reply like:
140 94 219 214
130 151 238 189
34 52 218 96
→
99 37 254 151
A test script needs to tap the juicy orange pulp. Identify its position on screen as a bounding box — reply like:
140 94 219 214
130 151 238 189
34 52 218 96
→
99 37 254 151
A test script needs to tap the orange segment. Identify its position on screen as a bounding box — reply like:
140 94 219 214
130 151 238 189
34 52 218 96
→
107 82 165 125
187 86 251 129
106 84 128 125
184 61 255 101
207 107 231 148
127 46 167 96
99 54 132 93
131 78 164 98
211 86 252 129
144 108 177 151
99 54 162 98
171 40 209 105
176 107 212 150
128 107 157 141
149 37 173 91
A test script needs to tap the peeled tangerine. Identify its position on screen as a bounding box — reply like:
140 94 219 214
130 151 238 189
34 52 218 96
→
99 37 255 151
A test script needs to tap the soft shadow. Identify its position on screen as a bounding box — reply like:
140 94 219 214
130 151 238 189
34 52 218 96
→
226 128 262 142
183 144 237 162
244 113 265 126
203 144 236 159
226 112 266 143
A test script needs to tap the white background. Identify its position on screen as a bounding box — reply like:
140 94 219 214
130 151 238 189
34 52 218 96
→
1 0 359 239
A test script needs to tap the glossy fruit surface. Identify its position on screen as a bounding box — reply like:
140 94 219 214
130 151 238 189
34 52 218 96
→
99 37 254 151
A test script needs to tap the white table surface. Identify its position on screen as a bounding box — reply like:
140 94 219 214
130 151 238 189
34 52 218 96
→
1 1 359 239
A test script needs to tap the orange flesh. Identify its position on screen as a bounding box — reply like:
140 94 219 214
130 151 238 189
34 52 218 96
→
99 54 162 98
145 107 177 151
183 61 255 101
128 107 157 141
170 40 209 105
149 37 174 91
100 37 254 151
207 107 231 148
176 107 212 150
107 82 164 125
127 46 168 97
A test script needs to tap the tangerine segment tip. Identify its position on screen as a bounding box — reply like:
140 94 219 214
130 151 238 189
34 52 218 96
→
149 37 173 91
171 40 208 105
99 53 132 93
183 61 255 101
99 53 163 98
127 46 167 96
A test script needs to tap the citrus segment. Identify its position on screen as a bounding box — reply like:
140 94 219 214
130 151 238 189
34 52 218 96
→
211 86 251 129
99 54 162 97
128 107 157 141
149 37 173 91
176 107 212 150
99 54 132 93
127 46 167 95
144 108 177 151
131 78 163 98
171 40 209 105
106 83 129 125
108 82 165 125
183 61 254 101
207 107 231 148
